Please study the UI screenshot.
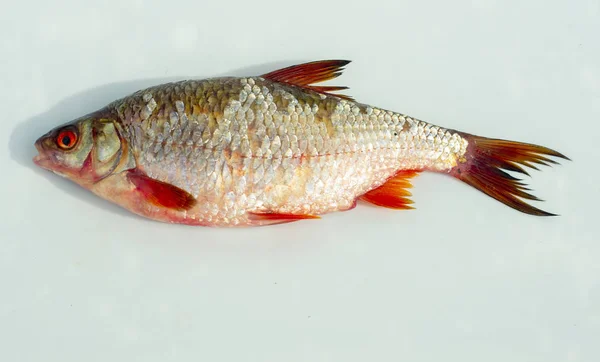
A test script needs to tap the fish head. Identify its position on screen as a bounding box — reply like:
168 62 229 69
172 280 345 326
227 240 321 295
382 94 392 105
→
33 115 130 187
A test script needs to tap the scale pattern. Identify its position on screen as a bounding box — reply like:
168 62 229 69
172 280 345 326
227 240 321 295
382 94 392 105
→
111 77 468 225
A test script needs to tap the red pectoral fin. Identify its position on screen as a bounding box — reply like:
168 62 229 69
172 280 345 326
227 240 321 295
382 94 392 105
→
261 60 354 101
127 170 196 211
359 170 421 209
248 212 320 225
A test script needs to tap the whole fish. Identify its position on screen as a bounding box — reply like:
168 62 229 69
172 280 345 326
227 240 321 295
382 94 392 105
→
33 60 568 227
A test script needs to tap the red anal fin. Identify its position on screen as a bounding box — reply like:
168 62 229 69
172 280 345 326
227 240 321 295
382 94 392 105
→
451 133 569 216
248 211 320 225
127 170 196 211
261 60 354 101
359 170 421 209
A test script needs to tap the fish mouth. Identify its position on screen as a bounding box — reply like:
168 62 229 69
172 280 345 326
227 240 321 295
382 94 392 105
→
33 141 52 170
33 154 50 169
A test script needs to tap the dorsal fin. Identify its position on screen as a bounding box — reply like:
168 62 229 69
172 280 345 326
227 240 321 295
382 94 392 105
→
261 60 354 101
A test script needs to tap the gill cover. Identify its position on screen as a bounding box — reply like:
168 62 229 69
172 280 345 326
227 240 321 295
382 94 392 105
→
82 119 135 182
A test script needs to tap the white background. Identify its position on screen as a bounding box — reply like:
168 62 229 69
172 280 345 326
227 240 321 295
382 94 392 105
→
1 0 598 361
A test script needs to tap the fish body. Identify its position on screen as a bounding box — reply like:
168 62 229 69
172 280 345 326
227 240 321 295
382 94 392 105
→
33 60 568 227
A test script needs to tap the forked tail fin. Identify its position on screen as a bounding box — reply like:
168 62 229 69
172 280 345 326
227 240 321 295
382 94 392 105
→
450 133 569 216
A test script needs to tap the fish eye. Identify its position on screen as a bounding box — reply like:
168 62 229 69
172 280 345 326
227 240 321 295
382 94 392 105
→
56 129 78 150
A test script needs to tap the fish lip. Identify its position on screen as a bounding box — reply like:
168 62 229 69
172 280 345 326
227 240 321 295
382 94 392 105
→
33 154 43 165
33 140 51 169
33 154 49 168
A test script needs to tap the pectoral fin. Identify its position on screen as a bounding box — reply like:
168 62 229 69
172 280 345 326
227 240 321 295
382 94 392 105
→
127 170 196 211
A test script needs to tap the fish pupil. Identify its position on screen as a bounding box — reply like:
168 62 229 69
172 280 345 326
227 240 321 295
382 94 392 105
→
62 135 71 146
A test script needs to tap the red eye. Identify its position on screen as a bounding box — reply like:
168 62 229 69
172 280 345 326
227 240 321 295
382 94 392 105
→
56 129 78 150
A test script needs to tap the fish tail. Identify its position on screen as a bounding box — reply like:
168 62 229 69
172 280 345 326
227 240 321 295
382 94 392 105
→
449 132 569 216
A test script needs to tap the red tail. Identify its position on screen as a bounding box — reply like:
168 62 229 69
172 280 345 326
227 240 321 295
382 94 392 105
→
450 133 569 216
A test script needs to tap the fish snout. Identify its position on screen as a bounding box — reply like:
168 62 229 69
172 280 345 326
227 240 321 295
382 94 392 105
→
33 134 54 169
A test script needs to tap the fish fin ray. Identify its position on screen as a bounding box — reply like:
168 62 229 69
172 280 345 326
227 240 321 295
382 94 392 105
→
261 60 354 100
359 170 420 209
248 212 320 225
451 133 569 216
127 170 196 211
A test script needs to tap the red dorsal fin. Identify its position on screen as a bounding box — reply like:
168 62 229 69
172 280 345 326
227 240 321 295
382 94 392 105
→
127 170 196 211
261 60 354 101
359 170 421 209
248 211 321 226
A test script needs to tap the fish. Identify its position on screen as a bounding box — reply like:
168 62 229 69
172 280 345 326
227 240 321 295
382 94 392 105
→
33 60 569 227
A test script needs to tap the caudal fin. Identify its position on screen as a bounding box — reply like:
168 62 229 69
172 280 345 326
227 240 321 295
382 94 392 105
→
450 133 569 216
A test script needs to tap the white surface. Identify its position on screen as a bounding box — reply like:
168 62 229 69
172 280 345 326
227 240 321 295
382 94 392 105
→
1 0 598 361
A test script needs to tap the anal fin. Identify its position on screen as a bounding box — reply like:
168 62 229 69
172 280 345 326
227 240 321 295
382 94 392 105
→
359 170 420 209
127 170 197 211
